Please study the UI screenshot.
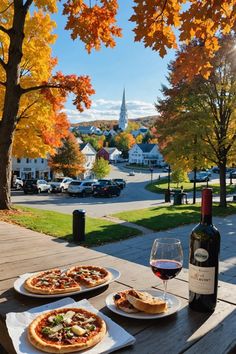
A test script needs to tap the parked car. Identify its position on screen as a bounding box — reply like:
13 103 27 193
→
50 177 73 193
189 172 210 183
67 179 97 197
230 170 236 179
128 171 135 176
199 169 211 177
112 178 126 189
163 167 171 172
23 179 51 194
13 177 23 189
211 166 220 174
93 180 121 197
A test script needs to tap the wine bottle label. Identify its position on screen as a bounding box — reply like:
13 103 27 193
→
189 264 215 294
194 248 209 262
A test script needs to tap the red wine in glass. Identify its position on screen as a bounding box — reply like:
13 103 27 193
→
150 238 183 302
151 260 182 280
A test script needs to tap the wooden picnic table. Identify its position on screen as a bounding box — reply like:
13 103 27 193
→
0 222 236 354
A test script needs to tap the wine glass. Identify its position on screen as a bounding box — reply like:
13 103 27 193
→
150 238 183 303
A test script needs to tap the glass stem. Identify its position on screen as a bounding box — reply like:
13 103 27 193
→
163 280 168 301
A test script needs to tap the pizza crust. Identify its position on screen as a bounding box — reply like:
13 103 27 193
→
28 308 106 353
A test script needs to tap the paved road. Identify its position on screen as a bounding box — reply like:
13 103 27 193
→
11 165 166 217
11 165 225 217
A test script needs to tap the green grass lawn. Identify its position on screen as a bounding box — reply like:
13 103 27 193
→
112 203 236 231
0 206 141 246
146 178 236 195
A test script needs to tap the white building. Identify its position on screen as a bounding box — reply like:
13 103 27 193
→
79 143 97 177
128 143 164 166
12 157 51 180
118 89 128 131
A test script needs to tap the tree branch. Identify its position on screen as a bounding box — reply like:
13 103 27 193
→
17 99 38 123
21 83 61 94
0 2 13 14
155 0 168 20
0 25 10 35
23 0 33 11
0 57 6 70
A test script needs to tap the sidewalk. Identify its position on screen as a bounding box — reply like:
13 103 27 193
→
93 214 236 285
1 214 236 285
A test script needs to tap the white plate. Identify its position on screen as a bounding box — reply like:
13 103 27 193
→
14 267 120 298
105 289 182 319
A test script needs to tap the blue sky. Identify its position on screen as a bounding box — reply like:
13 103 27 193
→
52 1 175 124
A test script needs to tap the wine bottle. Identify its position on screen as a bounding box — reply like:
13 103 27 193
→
189 188 220 312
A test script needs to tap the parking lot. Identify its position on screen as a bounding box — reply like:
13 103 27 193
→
11 165 228 218
11 165 166 217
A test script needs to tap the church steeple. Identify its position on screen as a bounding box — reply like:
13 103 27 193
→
118 89 128 131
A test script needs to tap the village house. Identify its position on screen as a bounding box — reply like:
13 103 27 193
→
79 143 97 177
97 147 122 163
128 143 164 166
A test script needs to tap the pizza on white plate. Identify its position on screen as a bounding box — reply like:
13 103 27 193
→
28 307 106 353
24 269 81 295
66 265 112 288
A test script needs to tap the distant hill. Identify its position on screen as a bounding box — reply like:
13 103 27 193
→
71 115 158 130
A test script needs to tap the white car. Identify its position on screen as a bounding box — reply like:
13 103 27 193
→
13 177 23 189
50 177 73 193
128 171 135 176
68 179 97 197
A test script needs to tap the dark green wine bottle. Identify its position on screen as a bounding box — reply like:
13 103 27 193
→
189 188 220 312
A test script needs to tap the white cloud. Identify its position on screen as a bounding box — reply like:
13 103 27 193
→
63 98 157 124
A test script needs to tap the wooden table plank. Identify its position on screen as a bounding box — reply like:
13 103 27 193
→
1 222 236 354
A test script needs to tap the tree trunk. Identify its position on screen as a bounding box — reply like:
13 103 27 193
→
0 124 16 209
219 160 227 208
0 3 28 209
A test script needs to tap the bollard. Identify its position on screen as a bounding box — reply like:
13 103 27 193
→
164 189 171 203
73 209 86 243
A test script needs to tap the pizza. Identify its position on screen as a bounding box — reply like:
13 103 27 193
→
24 269 81 295
66 265 112 288
28 307 106 353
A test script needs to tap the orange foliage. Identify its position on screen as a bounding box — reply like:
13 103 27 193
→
63 0 122 53
130 0 236 80
47 72 95 111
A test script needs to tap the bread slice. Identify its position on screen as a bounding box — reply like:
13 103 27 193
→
113 289 140 313
126 290 167 314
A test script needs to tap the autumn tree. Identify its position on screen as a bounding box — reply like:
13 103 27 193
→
114 132 136 158
92 157 110 179
130 0 236 81
156 37 236 207
0 0 121 209
83 135 105 151
171 169 188 188
49 133 85 177
135 134 143 144
126 121 140 133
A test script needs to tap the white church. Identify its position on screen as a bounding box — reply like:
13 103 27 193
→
118 89 128 131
